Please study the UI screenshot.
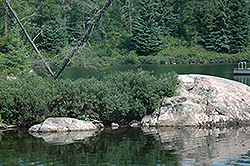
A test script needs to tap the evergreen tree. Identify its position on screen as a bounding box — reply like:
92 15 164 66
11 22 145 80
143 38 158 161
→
0 3 8 49
89 0 129 57
131 0 163 56
0 24 30 73
67 0 97 41
0 0 34 49
40 16 67 53
159 0 179 37
32 0 61 26
180 0 217 44
206 0 230 53
227 0 249 53
206 0 250 53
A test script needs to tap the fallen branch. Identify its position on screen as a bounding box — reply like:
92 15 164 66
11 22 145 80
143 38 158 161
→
4 0 54 77
51 0 113 81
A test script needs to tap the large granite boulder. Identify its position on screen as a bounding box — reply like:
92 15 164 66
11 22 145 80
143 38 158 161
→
29 117 103 132
141 74 250 127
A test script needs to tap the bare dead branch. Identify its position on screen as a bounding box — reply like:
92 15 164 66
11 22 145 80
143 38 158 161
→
20 12 37 21
51 0 113 81
4 0 54 77
32 31 41 42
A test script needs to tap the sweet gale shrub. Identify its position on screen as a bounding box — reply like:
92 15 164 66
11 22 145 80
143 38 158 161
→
0 70 178 127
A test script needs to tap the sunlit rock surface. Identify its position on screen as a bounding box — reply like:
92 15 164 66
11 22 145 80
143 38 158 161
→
141 74 250 127
29 117 101 132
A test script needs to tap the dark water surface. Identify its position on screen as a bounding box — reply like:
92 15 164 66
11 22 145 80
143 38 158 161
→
62 63 250 85
2 127 250 165
2 63 250 166
62 63 235 79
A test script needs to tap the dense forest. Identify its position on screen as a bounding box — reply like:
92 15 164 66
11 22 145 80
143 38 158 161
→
1 0 250 74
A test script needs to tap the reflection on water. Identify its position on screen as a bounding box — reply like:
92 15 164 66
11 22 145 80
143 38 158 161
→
29 130 98 145
234 75 250 85
143 127 250 165
0 128 179 166
1 127 250 165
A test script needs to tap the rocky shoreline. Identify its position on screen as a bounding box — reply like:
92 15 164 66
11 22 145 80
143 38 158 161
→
141 74 250 127
26 74 250 133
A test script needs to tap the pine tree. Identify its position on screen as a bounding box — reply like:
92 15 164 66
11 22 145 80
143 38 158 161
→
131 0 163 56
206 0 250 53
158 0 179 37
206 1 230 53
0 24 30 73
180 0 217 44
227 0 249 53
40 16 67 53
0 3 7 48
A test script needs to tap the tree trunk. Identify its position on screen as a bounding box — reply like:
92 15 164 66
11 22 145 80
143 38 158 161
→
128 0 132 36
51 0 113 81
4 0 54 77
4 6 8 38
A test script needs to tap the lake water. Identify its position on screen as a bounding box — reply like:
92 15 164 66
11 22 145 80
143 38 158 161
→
62 63 235 80
61 63 250 85
2 63 250 166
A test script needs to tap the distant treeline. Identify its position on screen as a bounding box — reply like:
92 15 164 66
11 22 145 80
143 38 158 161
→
0 0 250 73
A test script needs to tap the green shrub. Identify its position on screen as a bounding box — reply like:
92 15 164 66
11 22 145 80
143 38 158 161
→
96 69 178 123
0 72 50 127
0 70 178 127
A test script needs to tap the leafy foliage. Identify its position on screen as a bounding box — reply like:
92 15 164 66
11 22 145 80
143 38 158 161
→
78 114 90 121
0 70 178 127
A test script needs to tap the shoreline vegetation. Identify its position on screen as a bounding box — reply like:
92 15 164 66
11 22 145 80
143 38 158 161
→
0 60 246 128
68 49 250 69
0 69 178 128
